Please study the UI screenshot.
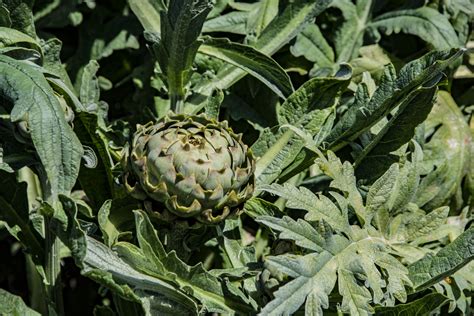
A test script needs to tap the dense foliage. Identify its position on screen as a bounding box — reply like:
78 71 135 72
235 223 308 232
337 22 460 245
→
0 0 473 315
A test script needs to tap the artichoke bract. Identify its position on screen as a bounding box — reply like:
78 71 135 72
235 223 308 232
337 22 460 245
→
124 115 255 223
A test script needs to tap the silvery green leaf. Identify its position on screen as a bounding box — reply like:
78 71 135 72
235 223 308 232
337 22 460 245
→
256 215 325 252
325 49 465 153
415 91 472 211
253 70 350 185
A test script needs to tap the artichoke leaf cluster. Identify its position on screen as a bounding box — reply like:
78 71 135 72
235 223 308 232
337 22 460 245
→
123 115 256 224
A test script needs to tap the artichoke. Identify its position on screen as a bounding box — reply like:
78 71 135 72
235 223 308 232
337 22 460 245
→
124 115 255 223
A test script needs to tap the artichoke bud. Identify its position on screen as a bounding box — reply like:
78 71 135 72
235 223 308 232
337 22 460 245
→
124 114 256 224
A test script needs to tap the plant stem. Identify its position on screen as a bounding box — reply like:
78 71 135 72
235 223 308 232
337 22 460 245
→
37 167 65 316
171 94 185 114
25 254 48 315
44 222 64 316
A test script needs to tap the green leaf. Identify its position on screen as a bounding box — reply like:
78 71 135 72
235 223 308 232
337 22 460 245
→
415 91 472 210
0 56 83 197
41 38 74 90
369 7 462 50
203 88 223 120
374 292 450 316
243 197 282 218
82 236 197 316
246 0 279 39
355 86 437 180
256 216 325 252
199 37 294 99
408 226 474 292
2 0 36 38
259 218 411 315
260 183 349 233
68 12 140 86
365 145 422 227
331 0 373 62
253 69 350 185
325 49 465 152
290 23 334 68
0 4 12 27
97 198 140 248
128 0 165 33
0 288 41 316
217 218 258 302
202 11 248 34
0 26 41 53
79 60 100 110
186 0 332 114
317 151 367 223
115 210 256 314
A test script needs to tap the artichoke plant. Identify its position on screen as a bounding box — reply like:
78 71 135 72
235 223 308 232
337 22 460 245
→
124 115 256 223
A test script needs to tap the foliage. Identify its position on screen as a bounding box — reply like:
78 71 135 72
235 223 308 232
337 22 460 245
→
0 0 472 315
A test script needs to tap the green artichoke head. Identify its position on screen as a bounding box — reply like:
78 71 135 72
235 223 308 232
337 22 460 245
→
124 115 256 224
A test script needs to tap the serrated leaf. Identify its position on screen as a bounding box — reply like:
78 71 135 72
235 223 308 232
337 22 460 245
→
325 49 465 152
253 70 350 185
256 216 325 252
317 151 367 222
83 236 197 316
260 183 349 232
355 86 437 181
259 222 411 315
116 210 256 314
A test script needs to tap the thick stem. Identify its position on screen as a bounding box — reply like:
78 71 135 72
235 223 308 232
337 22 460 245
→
37 167 64 316
25 254 48 315
168 69 186 114
171 94 185 114
44 221 64 316
17 168 49 314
